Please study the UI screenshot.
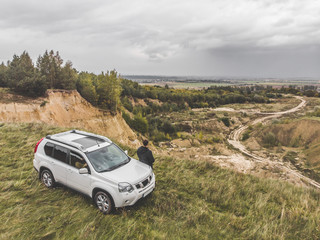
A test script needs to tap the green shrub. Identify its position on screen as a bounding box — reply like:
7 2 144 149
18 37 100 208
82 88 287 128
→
152 129 167 142
132 114 148 134
161 120 176 135
121 96 133 112
122 111 132 125
211 135 222 143
40 101 48 107
220 117 230 127
262 132 278 148
242 131 250 141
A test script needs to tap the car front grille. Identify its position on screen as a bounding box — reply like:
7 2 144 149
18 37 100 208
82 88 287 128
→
135 174 152 189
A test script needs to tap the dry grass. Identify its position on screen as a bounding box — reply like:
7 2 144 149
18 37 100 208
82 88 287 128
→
1 123 320 239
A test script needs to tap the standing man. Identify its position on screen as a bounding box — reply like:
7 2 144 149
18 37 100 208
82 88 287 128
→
137 140 155 169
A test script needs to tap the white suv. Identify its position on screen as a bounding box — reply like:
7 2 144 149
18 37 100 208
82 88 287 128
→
33 130 155 214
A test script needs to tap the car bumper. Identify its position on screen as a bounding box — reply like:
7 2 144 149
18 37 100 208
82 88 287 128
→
33 158 39 172
116 174 156 207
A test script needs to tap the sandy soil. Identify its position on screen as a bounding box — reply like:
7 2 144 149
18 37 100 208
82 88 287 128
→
0 90 139 148
227 97 320 189
159 96 320 189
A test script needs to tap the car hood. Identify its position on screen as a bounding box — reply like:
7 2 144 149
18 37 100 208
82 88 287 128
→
100 158 152 184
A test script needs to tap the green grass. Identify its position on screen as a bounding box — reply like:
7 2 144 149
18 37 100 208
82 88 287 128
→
1 123 320 239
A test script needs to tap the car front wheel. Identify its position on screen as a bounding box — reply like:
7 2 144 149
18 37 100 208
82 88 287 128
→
41 169 55 188
94 191 114 214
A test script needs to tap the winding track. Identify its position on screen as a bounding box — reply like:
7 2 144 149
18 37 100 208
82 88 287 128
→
227 96 320 189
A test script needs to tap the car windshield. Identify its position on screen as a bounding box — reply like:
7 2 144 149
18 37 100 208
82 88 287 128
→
86 144 129 172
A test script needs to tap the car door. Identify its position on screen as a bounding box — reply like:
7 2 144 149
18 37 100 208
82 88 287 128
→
66 151 91 196
50 144 69 184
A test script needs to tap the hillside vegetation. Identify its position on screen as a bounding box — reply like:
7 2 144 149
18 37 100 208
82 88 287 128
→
252 117 320 182
1 123 320 239
1 50 320 142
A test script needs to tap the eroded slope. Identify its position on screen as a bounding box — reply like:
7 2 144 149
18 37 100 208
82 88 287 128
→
0 90 139 147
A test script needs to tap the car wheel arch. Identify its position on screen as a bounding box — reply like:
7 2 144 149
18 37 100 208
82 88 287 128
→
92 188 115 206
40 167 55 188
39 166 52 179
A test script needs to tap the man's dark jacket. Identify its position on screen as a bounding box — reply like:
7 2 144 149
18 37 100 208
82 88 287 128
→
137 146 155 168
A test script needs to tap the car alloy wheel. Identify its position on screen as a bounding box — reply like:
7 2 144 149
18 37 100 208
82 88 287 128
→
41 170 54 188
95 191 113 214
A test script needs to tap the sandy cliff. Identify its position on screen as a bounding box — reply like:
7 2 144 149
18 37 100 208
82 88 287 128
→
0 90 139 147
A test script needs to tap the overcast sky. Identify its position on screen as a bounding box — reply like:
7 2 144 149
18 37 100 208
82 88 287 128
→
1 0 320 77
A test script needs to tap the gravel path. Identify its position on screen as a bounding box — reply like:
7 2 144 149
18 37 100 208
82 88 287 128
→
228 96 320 189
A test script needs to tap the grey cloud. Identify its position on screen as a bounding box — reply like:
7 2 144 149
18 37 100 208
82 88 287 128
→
0 0 319 77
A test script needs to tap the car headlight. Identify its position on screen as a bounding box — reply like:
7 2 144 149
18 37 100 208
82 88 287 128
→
118 182 134 193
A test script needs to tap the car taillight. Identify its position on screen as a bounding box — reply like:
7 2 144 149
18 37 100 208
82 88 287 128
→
34 138 44 153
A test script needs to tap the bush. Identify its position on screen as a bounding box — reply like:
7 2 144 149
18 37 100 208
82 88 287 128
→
242 131 250 141
197 131 204 141
122 111 132 125
262 132 278 148
122 96 133 112
151 129 167 142
160 120 176 135
40 101 48 107
220 117 230 127
212 135 222 143
77 73 98 105
132 114 148 134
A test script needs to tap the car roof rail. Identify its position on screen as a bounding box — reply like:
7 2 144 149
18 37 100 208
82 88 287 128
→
70 129 112 143
46 135 85 151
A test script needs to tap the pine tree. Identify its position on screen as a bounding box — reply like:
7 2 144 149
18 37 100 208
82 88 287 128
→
36 50 63 89
0 62 8 87
61 61 77 90
7 51 47 97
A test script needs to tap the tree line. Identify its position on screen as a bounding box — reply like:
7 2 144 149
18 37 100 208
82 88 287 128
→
1 50 319 140
0 51 77 97
0 50 121 114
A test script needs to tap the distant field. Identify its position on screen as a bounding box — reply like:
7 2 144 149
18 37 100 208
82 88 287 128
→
141 82 232 89
140 80 320 89
1 123 320 239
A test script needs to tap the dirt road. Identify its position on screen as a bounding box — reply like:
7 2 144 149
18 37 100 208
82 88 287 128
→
228 96 320 189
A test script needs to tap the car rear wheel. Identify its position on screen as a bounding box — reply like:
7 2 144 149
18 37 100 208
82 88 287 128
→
94 191 114 214
41 169 55 188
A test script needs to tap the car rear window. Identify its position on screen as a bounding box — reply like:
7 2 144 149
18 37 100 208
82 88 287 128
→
44 142 54 156
53 145 68 163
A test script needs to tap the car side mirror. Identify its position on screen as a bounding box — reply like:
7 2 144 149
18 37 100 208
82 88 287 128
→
124 150 128 155
79 168 89 174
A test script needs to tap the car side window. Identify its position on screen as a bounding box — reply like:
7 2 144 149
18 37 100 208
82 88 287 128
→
70 151 87 169
53 145 68 164
44 142 54 156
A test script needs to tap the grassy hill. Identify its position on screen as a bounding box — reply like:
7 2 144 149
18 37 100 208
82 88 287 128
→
1 123 320 239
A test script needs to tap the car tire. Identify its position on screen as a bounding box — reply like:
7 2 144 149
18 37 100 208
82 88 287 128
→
94 191 114 214
41 169 55 188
